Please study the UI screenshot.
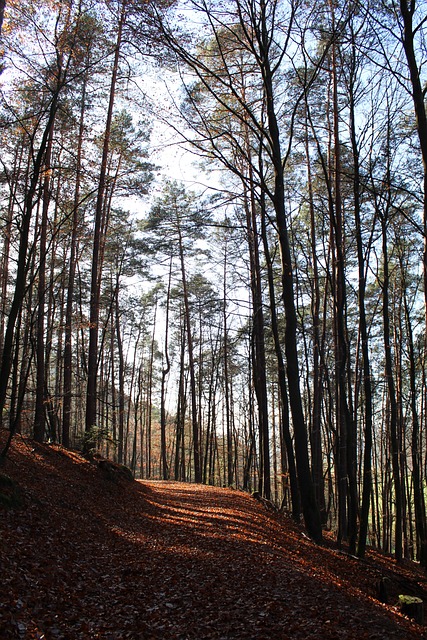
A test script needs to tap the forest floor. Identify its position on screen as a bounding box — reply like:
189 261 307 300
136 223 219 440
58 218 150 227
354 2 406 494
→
1 435 427 639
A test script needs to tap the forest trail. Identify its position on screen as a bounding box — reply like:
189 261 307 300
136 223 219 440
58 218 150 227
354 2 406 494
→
1 436 427 639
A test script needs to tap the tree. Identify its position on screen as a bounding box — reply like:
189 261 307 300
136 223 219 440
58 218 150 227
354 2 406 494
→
142 180 210 483
395 0 427 567
396 0 427 317
150 0 323 540
62 10 105 448
85 0 127 436
160 266 172 480
0 0 86 452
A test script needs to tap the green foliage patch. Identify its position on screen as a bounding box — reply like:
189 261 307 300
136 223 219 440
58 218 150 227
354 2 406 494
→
80 426 116 457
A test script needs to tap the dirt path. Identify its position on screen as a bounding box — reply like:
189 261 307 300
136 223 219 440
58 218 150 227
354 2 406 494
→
123 481 426 639
1 440 426 639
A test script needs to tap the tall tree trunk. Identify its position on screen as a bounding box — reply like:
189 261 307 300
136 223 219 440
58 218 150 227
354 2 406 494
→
222 241 233 488
161 260 172 480
259 8 322 541
177 224 201 483
259 187 300 518
86 2 125 435
399 0 427 324
145 305 156 474
329 7 357 552
243 188 271 499
239 99 270 498
402 267 427 566
398 0 427 566
381 213 403 562
63 72 87 447
0 137 25 367
115 284 125 464
304 113 327 524
129 324 142 474
348 32 374 558
34 126 54 442
175 322 187 481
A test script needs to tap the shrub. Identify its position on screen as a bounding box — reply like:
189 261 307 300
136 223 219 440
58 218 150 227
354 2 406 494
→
79 426 116 457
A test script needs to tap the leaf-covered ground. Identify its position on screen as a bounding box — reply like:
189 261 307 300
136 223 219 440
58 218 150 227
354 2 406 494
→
1 435 427 639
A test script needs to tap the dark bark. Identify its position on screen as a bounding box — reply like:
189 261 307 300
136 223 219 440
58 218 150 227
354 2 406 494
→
257 1 322 542
34 127 54 443
348 32 374 558
161 260 172 480
399 0 427 320
381 212 403 562
329 7 357 552
62 72 87 448
175 322 187 481
115 287 125 464
304 115 327 525
398 0 427 567
259 188 300 519
402 274 427 566
177 222 202 483
243 187 270 500
222 243 233 488
0 139 25 373
0 90 60 447
86 2 125 435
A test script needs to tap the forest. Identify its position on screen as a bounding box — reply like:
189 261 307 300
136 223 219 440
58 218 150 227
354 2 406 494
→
0 0 427 566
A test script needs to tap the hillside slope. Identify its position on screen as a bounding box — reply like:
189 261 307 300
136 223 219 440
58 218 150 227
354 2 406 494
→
1 435 426 639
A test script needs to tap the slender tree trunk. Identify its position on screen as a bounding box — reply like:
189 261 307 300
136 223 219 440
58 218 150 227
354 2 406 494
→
329 11 357 552
203 346 218 484
304 113 326 524
222 241 233 487
242 375 256 493
0 138 25 364
238 101 270 497
381 212 403 562
398 0 427 567
161 259 172 480
402 270 427 565
242 188 270 499
175 322 187 481
86 2 125 435
129 325 142 474
145 305 157 475
259 16 322 540
177 223 201 482
63 72 87 447
259 186 300 518
399 0 427 322
350 68 374 558
34 126 54 442
115 284 125 463
0 91 60 449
